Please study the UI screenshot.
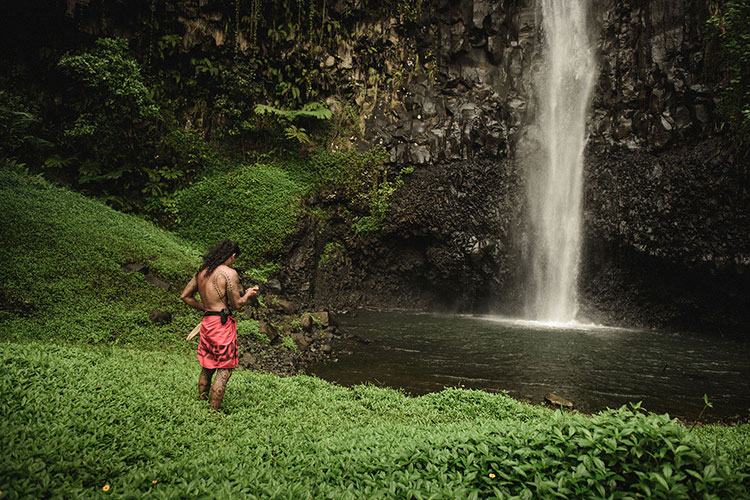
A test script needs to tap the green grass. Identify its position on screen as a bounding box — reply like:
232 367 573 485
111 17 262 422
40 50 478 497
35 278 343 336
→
0 341 748 499
0 169 202 346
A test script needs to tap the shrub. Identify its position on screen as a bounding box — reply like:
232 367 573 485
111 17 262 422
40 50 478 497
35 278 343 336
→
235 318 261 340
172 162 304 267
54 37 216 214
318 241 345 268
281 335 298 352
56 38 164 210
0 90 53 165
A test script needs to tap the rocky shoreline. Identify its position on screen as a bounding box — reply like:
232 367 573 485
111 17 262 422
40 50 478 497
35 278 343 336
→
233 282 368 376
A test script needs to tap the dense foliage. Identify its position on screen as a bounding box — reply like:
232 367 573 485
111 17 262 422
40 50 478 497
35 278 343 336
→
706 0 750 155
0 37 219 214
0 0 430 218
0 168 201 346
171 145 393 269
55 38 163 208
1 342 748 499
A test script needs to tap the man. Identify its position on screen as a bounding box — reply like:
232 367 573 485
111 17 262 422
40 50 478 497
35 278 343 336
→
180 240 258 410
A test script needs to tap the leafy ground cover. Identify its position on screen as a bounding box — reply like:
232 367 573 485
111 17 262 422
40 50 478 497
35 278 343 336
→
0 169 202 347
0 341 748 499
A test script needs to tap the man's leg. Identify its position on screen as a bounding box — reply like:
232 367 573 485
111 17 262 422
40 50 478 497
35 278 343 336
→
198 367 215 401
209 368 233 410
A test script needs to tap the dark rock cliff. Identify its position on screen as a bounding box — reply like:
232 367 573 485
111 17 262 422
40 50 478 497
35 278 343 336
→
26 0 746 331
279 0 749 333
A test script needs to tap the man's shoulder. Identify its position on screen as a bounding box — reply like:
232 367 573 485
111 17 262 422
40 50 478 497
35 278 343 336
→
204 265 237 281
216 264 238 278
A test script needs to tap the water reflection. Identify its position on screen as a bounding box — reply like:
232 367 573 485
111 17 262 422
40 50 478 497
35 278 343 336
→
308 310 750 422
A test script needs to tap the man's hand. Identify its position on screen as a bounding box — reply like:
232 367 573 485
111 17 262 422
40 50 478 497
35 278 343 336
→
228 272 259 308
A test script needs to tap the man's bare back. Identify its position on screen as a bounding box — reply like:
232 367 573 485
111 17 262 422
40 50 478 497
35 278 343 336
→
198 265 239 312
181 259 258 312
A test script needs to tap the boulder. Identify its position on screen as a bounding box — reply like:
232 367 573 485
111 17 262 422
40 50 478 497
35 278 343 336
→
310 311 330 328
148 310 172 325
265 278 283 293
291 332 310 350
144 275 170 290
121 262 147 273
258 320 280 343
300 314 314 332
273 298 296 314
545 393 573 409
241 352 257 368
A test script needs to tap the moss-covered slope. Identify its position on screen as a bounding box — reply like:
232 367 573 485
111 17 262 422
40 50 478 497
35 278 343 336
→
172 162 304 267
0 169 202 346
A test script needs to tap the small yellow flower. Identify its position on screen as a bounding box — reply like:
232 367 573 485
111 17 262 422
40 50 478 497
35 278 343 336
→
488 473 496 479
152 480 158 484
103 484 110 492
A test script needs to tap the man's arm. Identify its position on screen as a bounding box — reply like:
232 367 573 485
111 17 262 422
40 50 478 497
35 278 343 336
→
226 270 259 309
180 275 204 311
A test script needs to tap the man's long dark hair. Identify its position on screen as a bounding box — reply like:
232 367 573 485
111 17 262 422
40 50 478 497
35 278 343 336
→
197 240 240 278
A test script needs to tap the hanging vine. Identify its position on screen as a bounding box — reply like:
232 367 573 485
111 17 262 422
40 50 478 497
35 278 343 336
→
320 0 326 46
297 0 302 33
234 0 240 57
309 0 315 42
250 0 260 49
147 0 156 68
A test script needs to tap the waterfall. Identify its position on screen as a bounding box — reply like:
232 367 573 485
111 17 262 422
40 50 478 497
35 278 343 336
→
524 0 597 323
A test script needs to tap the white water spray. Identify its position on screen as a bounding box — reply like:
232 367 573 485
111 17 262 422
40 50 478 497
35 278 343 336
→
524 0 597 323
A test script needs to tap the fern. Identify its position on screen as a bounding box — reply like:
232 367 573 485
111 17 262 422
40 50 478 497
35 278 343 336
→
284 125 312 145
42 154 76 170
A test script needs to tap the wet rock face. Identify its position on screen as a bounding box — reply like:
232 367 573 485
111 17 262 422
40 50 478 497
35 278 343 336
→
580 138 750 332
362 0 717 167
585 139 749 269
279 157 524 312
589 0 717 152
381 157 525 311
363 0 537 166
578 241 750 335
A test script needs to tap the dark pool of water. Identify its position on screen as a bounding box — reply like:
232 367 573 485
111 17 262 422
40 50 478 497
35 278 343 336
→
308 310 750 422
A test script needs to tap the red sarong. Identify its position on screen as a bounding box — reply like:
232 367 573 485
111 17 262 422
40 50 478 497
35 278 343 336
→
197 316 238 369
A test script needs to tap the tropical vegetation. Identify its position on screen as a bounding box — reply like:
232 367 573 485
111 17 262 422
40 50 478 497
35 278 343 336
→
1 1 749 498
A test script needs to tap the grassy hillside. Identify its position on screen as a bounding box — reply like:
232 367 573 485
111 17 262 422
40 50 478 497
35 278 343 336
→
0 169 203 346
1 342 748 499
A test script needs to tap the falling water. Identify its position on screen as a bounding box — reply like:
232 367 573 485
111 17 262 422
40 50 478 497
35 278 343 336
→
524 0 597 323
